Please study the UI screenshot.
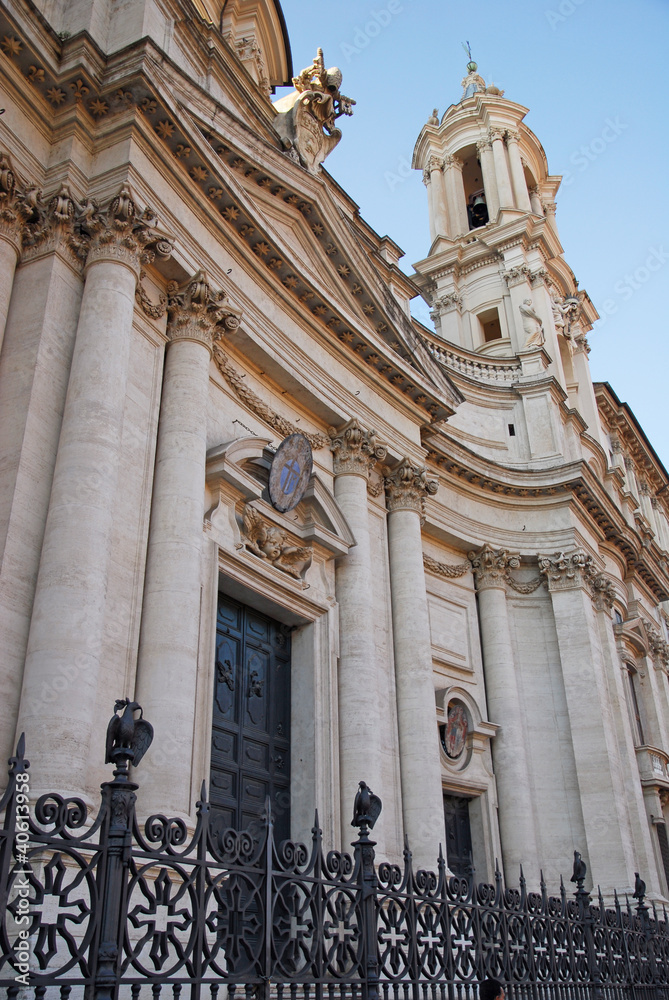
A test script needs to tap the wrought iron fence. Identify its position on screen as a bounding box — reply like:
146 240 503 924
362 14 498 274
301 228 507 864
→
2 700 669 1000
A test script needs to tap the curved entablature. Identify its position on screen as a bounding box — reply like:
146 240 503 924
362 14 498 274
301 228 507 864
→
215 0 293 89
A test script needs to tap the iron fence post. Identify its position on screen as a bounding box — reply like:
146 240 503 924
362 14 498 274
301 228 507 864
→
93 699 153 1000
351 783 381 1000
93 759 137 1000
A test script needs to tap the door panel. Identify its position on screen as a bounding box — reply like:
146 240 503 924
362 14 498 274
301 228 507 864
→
443 794 473 876
211 593 291 845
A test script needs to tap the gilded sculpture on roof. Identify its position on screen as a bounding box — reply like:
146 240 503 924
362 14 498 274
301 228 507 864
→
273 47 355 172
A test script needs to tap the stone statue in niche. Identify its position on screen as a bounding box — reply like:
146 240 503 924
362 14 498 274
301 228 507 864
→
241 504 312 579
273 47 355 172
519 297 545 349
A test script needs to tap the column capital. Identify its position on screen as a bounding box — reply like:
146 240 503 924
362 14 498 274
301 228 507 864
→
488 127 506 143
0 153 22 255
468 544 519 590
166 270 241 351
476 137 492 154
539 550 597 592
505 128 521 143
427 154 444 174
329 418 387 477
83 184 173 277
444 153 464 171
648 626 669 668
19 181 88 267
384 458 437 515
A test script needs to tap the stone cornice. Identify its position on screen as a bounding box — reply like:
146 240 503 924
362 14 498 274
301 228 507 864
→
384 458 438 517
423 433 669 602
211 342 329 449
329 419 387 478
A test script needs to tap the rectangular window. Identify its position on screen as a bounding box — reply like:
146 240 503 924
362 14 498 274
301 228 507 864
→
627 666 645 746
478 307 502 343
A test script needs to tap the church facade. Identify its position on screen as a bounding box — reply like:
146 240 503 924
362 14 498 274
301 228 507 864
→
1 0 669 902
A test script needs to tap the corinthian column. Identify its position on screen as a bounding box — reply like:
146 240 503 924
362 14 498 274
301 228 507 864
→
17 186 170 799
443 156 469 236
505 130 532 212
469 545 540 882
476 138 499 222
385 459 444 869
490 129 514 210
0 154 23 353
329 419 388 851
539 551 637 891
135 272 240 819
427 156 450 239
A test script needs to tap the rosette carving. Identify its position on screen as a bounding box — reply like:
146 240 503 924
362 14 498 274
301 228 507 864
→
329 418 387 477
384 458 438 516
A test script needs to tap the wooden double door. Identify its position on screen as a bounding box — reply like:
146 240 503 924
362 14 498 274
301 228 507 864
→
210 594 291 843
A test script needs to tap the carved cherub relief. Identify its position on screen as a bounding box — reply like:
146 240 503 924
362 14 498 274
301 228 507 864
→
241 505 312 579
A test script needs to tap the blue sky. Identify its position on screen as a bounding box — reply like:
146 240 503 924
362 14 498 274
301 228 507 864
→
277 0 669 466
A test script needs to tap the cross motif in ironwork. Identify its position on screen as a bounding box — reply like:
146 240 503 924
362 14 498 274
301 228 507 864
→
33 892 62 926
381 926 406 947
290 914 310 940
419 929 442 948
452 933 474 950
332 918 355 946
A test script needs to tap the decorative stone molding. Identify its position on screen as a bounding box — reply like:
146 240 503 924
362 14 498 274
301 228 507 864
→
211 342 329 449
135 269 167 319
428 155 444 174
423 553 470 579
538 550 596 591
573 332 590 354
82 184 173 277
505 574 544 595
166 270 240 350
384 459 438 516
329 418 387 477
240 504 312 578
422 168 431 187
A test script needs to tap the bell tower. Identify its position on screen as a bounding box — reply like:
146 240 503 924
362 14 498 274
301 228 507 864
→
412 56 606 457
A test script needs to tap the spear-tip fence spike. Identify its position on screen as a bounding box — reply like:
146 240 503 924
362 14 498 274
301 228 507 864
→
16 732 25 758
200 780 207 802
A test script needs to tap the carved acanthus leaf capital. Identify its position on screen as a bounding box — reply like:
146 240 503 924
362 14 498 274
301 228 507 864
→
329 418 387 477
428 155 444 174
505 128 520 143
167 270 240 350
501 264 532 287
384 458 438 516
539 550 597 593
83 184 173 276
443 154 464 171
468 544 520 590
476 138 492 154
647 626 669 667
591 573 616 612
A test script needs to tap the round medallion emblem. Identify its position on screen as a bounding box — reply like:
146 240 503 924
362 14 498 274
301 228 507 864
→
442 703 468 760
269 434 313 513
